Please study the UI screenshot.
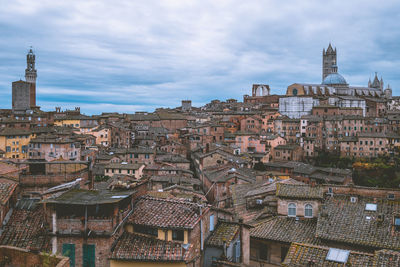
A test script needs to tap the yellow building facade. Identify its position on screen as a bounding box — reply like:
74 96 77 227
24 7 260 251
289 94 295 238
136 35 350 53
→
0 129 32 159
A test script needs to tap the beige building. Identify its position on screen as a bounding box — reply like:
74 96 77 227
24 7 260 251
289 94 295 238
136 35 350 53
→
104 163 145 179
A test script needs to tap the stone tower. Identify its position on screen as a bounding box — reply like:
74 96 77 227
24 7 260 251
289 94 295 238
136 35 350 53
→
322 43 337 81
25 47 37 107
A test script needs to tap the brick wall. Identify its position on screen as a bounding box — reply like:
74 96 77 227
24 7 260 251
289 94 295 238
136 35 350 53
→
0 245 69 267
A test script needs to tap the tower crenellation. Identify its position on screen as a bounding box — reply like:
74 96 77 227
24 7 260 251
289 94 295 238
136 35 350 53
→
25 47 37 84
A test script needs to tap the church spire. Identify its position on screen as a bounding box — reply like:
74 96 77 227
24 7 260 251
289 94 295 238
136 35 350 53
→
322 43 337 81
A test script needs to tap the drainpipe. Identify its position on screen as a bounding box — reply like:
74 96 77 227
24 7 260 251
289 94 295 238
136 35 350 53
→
84 205 88 238
200 205 203 251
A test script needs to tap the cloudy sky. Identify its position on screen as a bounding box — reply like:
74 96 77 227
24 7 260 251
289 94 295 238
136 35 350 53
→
0 0 399 114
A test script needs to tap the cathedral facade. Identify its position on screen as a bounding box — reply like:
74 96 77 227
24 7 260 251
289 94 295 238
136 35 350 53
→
286 43 392 99
280 44 393 118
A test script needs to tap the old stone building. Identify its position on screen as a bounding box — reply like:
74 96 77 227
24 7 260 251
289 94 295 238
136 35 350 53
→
12 48 37 111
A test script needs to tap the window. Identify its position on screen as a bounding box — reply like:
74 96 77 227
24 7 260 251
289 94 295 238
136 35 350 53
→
288 203 296 217
62 243 75 267
281 246 289 262
233 240 241 263
259 243 268 261
135 225 158 236
305 204 313 218
395 217 400 231
172 230 184 241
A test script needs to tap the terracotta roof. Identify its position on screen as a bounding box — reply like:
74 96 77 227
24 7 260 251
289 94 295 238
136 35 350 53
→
110 232 193 262
44 189 134 205
282 242 374 267
0 162 20 176
276 184 324 199
0 199 50 251
0 182 17 205
206 222 240 248
203 165 256 183
0 128 31 136
316 195 400 250
372 249 400 267
250 217 320 245
128 196 203 229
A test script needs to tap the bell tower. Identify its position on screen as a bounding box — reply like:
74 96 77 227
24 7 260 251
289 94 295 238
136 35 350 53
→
25 47 37 107
322 43 337 81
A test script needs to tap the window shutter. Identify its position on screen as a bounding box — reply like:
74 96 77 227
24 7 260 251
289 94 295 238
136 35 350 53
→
62 243 75 267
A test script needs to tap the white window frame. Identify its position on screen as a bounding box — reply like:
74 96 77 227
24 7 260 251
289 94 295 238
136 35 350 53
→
288 203 296 217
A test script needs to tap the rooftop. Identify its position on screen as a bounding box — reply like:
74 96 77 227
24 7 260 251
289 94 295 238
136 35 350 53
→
110 232 193 262
282 243 374 267
316 195 400 250
276 184 324 199
128 196 205 229
44 189 134 205
250 217 320 245
206 222 240 248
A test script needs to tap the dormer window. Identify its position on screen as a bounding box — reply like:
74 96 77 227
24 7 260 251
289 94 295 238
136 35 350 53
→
350 197 357 203
288 203 296 217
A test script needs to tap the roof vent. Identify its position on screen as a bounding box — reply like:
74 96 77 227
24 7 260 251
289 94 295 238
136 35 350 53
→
326 248 350 263
365 203 377 211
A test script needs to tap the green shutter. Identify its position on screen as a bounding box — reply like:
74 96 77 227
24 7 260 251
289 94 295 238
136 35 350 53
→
83 244 95 267
62 243 75 267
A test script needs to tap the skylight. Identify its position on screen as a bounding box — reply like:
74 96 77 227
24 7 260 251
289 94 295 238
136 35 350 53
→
326 248 350 263
365 203 377 211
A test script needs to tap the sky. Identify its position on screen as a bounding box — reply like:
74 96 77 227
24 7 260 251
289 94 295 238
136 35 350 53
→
0 0 399 115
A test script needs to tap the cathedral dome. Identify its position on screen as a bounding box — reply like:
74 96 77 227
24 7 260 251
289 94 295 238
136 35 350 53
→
322 73 347 85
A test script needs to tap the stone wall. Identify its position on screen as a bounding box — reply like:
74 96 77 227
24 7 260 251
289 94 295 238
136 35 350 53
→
12 81 31 111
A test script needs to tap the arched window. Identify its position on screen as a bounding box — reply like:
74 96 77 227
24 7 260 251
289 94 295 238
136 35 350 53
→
292 88 298 96
288 203 296 217
305 204 313 218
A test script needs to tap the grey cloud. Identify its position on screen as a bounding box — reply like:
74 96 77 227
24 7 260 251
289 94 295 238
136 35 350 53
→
0 0 399 114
